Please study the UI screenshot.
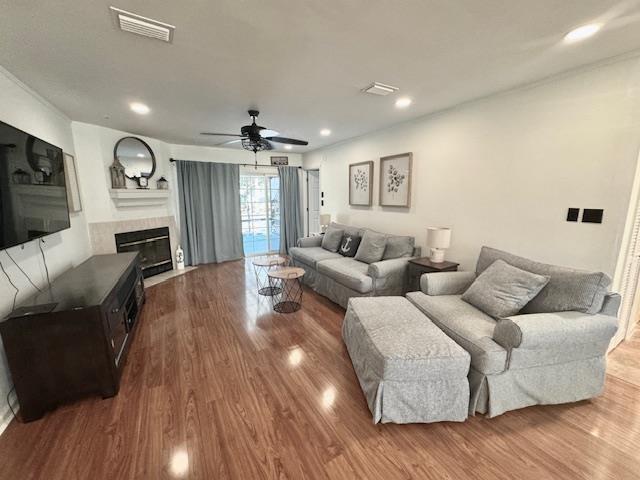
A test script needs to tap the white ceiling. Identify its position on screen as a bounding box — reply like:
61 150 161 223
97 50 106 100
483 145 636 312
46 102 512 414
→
2 1 640 153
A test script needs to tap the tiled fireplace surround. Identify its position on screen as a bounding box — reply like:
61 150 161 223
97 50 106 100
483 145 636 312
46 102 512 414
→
88 216 179 270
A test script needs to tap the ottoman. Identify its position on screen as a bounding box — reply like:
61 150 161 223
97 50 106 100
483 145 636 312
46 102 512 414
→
342 297 470 424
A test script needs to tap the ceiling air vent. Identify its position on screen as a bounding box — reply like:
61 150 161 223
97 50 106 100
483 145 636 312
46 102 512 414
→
362 82 399 96
109 6 175 43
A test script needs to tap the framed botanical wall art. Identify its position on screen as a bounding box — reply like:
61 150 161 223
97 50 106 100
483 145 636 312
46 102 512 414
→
379 152 412 207
349 161 373 206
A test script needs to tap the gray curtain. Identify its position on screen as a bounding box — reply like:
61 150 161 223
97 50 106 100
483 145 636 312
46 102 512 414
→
176 160 244 265
279 166 303 254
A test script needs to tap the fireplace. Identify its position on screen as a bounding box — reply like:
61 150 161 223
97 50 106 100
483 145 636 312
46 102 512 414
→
115 227 173 278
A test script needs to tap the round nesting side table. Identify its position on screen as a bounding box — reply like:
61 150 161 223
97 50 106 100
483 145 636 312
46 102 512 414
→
267 267 305 313
252 255 289 296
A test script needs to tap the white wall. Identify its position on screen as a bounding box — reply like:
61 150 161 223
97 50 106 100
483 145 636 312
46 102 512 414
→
72 125 303 228
304 56 640 276
72 122 175 223
0 68 92 432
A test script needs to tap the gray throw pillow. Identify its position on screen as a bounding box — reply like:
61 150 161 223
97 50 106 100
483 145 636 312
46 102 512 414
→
476 246 611 314
354 230 387 264
462 259 550 318
383 236 415 259
321 226 344 252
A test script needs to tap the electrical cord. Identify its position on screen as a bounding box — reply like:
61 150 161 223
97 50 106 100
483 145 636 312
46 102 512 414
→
4 250 41 292
6 385 18 422
39 239 51 289
0 257 19 312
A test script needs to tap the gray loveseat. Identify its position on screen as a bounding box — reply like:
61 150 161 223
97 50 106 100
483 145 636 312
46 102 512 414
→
406 246 620 418
291 222 420 308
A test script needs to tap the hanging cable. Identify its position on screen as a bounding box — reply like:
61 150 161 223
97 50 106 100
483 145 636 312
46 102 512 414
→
39 240 51 289
5 250 41 292
0 257 19 312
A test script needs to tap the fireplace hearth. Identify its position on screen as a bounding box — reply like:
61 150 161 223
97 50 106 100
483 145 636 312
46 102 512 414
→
115 227 172 278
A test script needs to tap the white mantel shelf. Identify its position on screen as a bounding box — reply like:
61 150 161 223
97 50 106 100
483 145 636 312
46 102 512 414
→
109 189 171 208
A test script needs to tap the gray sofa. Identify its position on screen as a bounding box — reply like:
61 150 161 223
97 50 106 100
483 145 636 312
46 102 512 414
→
406 246 620 418
290 222 420 308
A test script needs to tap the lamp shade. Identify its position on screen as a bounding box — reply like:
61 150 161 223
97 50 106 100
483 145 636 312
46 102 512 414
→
426 227 451 249
320 214 331 226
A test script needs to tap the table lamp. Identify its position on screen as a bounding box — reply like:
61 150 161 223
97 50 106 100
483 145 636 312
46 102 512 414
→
320 214 331 233
426 227 451 263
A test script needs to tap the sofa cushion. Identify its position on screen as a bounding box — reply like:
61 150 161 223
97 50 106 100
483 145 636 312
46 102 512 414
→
321 225 344 252
317 257 373 293
330 221 362 237
338 234 362 257
355 230 387 264
290 246 341 268
476 246 611 314
406 292 507 375
383 235 415 260
462 260 550 318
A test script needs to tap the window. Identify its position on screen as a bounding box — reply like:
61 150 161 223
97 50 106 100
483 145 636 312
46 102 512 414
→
240 174 280 255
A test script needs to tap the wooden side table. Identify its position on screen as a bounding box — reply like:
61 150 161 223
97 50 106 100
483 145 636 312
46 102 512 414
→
407 258 459 292
268 267 305 313
252 255 289 296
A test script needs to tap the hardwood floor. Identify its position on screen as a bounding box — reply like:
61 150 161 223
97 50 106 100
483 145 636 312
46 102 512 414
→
0 259 639 479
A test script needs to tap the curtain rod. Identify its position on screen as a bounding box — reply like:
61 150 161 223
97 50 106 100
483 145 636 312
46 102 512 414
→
169 158 301 169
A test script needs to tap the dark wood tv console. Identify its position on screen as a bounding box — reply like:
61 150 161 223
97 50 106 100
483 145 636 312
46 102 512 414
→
0 253 145 422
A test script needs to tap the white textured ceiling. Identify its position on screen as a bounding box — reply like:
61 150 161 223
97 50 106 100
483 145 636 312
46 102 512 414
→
1 0 640 152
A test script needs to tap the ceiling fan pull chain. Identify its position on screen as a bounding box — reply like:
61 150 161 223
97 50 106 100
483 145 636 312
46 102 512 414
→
254 151 258 170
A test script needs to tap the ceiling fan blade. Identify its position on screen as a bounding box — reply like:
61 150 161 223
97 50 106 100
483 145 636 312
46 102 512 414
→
216 139 243 146
200 132 245 137
265 136 308 146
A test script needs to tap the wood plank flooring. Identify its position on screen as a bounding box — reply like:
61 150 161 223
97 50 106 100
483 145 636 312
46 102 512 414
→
0 259 639 479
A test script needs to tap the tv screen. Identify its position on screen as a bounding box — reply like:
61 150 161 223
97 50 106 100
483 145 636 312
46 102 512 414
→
0 120 71 250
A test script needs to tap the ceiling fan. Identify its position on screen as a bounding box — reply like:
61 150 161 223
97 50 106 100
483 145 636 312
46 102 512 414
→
201 110 308 167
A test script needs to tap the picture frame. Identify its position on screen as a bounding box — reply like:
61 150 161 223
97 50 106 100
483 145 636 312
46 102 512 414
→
349 160 373 206
63 152 83 213
379 152 412 207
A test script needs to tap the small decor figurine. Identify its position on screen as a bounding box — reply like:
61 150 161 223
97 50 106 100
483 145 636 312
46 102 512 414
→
157 176 169 190
12 168 31 185
110 158 126 189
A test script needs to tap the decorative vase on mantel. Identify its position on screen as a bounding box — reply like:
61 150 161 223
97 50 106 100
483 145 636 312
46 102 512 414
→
110 158 126 189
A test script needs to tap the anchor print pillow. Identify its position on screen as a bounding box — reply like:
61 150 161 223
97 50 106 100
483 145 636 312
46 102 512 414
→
338 234 362 258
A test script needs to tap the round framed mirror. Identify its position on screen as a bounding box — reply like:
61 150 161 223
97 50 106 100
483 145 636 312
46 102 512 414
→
114 137 156 185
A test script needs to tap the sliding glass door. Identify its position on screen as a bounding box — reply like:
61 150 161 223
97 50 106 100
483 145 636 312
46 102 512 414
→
240 173 280 255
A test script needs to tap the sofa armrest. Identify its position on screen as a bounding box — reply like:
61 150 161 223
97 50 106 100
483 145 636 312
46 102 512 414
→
368 257 412 279
420 271 476 296
493 311 618 351
296 236 323 248
600 293 621 317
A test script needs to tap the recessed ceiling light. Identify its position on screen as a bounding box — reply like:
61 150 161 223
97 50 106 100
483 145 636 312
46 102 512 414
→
564 23 601 43
320 129 331 136
284 145 292 150
130 102 150 115
395 97 412 108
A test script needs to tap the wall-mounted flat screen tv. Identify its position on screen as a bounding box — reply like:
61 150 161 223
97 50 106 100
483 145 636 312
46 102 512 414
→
0 120 71 250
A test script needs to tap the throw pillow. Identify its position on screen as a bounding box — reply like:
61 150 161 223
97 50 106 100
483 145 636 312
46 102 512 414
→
338 234 362 257
461 259 550 318
321 226 344 252
354 230 387 264
383 236 415 259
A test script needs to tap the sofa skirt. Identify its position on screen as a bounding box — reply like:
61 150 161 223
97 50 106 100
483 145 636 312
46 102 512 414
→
469 355 607 418
293 261 373 308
